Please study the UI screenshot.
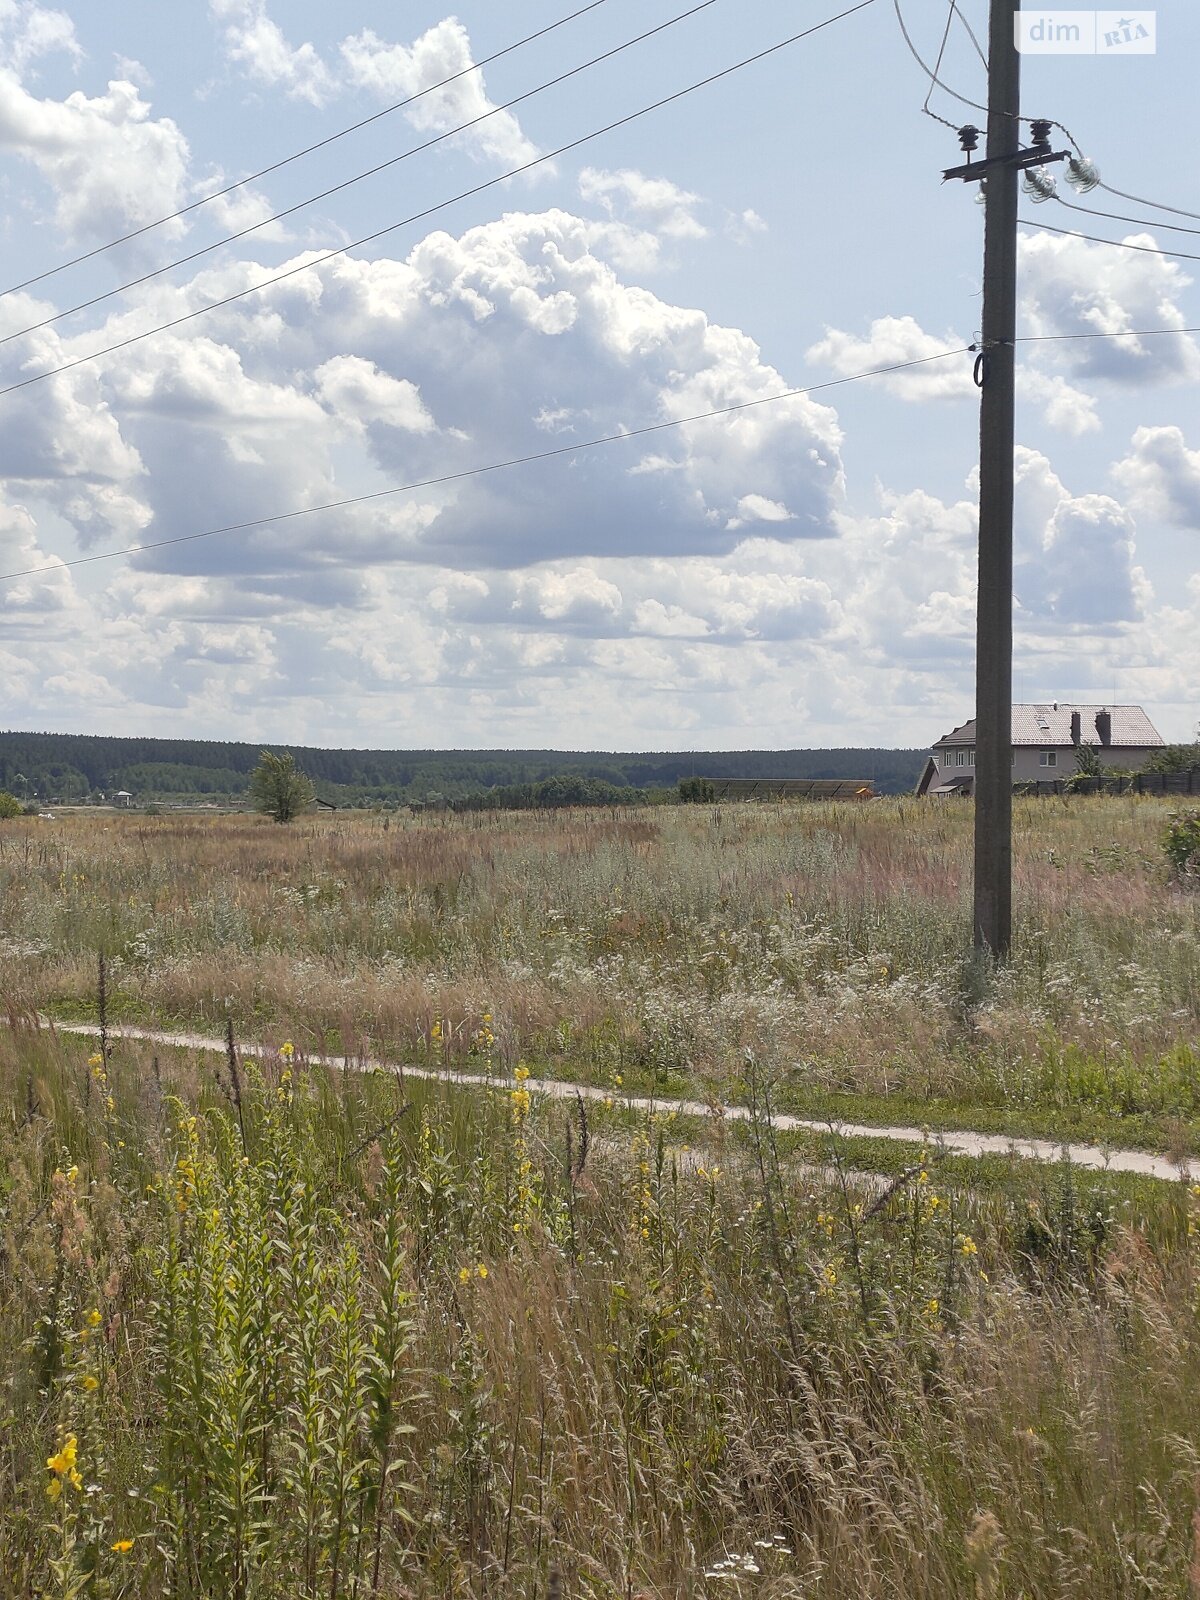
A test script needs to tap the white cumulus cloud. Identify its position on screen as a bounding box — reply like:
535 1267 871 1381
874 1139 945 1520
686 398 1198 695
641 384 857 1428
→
208 0 333 105
1019 227 1200 384
1112 425 1200 528
579 167 707 239
806 315 972 401
340 17 538 169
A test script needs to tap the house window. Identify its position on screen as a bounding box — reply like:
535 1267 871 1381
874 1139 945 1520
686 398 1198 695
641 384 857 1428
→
956 750 966 767
1039 750 1057 768
966 748 975 766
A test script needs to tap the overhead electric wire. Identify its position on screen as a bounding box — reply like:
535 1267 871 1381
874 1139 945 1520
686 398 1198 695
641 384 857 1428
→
893 0 1082 146
950 0 988 68
895 0 1199 232
1047 191 1200 239
892 0 970 130
0 0 719 351
0 0 877 403
1013 324 1200 346
921 3 958 128
0 345 968 585
1019 217 1200 263
1097 181 1200 225
0 0 616 300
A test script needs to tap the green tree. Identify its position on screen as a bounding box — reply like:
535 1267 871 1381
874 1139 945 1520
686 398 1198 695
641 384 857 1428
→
248 751 315 823
0 790 22 819
678 777 716 803
1071 741 1102 779
1148 729 1200 775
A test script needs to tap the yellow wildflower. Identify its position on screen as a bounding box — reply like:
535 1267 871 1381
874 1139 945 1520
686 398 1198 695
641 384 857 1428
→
80 1374 100 1392
279 1041 295 1060
960 1235 978 1258
477 1264 488 1279
86 1309 102 1327
513 1063 531 1082
88 1053 103 1069
46 1477 62 1501
111 1539 134 1554
458 1266 471 1283
47 1437 78 1477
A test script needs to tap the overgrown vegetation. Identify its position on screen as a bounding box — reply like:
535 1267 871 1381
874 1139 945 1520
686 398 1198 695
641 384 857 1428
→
2 798 1198 1150
1148 727 1200 774
5 1026 1200 1598
1163 810 1200 880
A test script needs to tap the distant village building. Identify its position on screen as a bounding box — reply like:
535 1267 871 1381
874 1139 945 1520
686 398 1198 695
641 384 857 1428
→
114 790 133 807
917 704 1165 796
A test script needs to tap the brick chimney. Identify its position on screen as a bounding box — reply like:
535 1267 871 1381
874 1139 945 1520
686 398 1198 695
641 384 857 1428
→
1095 708 1112 746
1070 711 1081 745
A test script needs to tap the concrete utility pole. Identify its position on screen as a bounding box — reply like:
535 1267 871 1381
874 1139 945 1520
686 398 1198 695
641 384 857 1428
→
973 0 1020 959
942 3 1072 959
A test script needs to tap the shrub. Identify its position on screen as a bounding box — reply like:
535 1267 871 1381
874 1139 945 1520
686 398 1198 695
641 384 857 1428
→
1163 810 1200 879
0 790 22 818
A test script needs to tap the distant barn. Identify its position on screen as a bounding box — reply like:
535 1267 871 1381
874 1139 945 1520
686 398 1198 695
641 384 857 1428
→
701 778 875 801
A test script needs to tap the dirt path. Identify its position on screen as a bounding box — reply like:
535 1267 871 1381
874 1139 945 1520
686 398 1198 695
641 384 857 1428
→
40 1018 1190 1184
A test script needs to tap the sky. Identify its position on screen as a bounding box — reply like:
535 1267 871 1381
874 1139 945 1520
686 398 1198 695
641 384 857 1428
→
0 0 1198 750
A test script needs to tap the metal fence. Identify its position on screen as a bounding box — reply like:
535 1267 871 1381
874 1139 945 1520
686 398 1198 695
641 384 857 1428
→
1018 768 1200 798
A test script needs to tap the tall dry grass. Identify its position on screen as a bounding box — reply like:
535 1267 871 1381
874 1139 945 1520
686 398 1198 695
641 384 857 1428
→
3 1025 1200 1597
1 799 1197 1130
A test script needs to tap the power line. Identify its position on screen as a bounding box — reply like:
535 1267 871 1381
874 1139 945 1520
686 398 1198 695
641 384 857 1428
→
892 0 973 129
0 0 616 300
1098 180 1200 225
1048 192 1200 239
0 346 968 585
0 0 878 403
951 0 988 67
1014 324 1200 344
1 0 719 351
921 3 961 129
1019 217 1200 263
893 0 1089 151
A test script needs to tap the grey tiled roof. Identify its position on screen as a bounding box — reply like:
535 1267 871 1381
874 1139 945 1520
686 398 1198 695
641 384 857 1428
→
935 704 1164 749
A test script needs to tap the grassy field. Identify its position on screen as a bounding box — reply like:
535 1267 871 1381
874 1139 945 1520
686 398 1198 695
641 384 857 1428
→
2 798 1198 1148
3 798 1200 1597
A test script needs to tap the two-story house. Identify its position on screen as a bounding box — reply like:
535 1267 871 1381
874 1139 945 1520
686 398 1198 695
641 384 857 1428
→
916 703 1165 795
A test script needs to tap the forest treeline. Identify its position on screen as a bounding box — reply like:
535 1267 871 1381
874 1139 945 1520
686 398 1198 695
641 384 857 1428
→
0 731 926 805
